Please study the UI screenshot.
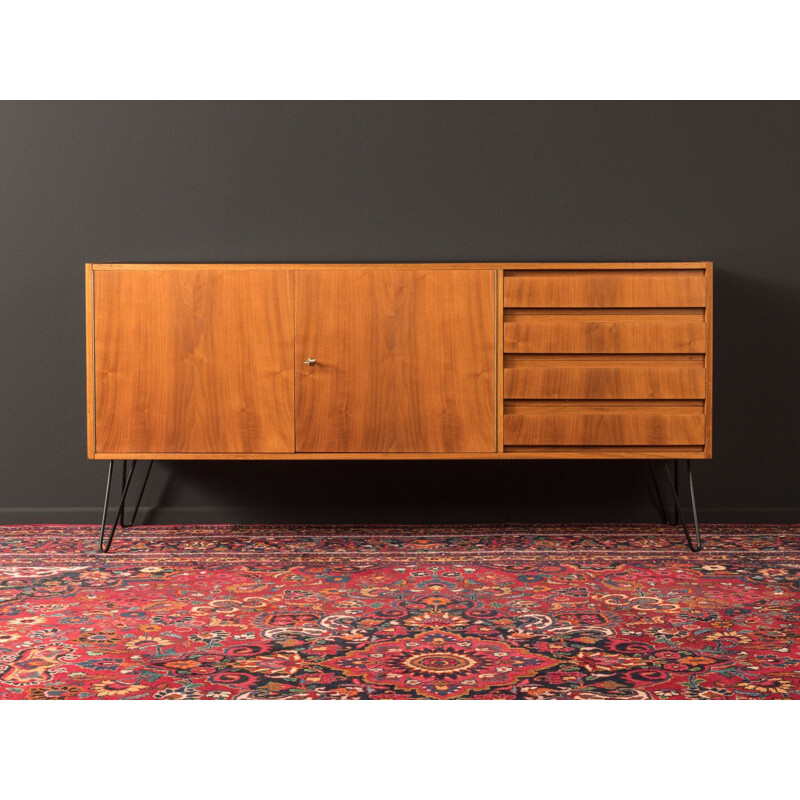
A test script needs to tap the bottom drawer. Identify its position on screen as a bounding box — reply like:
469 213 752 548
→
504 406 705 446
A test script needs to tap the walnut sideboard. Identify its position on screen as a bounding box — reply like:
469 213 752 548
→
86 262 712 551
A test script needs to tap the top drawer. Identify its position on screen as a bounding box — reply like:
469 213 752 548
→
504 269 706 308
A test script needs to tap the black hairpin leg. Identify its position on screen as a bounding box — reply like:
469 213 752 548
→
672 459 680 526
98 460 153 552
121 460 153 529
649 459 702 552
648 461 671 524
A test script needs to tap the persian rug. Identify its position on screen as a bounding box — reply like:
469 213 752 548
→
0 524 797 699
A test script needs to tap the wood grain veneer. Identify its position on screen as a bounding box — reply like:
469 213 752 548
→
91 262 708 272
86 262 712 460
504 269 706 307
500 262 712 456
294 270 496 452
85 263 95 457
504 316 706 354
504 408 706 446
704 264 714 456
93 269 294 454
504 357 706 400
496 268 505 452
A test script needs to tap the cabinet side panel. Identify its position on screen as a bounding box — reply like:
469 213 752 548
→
705 263 713 456
86 264 96 457
496 268 504 452
94 269 295 454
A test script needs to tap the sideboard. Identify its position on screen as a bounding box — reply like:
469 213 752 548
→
86 262 712 550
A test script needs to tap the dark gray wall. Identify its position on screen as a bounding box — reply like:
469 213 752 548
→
1 102 798 524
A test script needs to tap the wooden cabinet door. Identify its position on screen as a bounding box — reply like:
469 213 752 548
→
295 269 496 453
93 269 294 454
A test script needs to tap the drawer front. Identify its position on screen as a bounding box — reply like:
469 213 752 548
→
504 316 706 353
504 407 706 446
500 264 711 455
504 357 706 399
504 269 706 308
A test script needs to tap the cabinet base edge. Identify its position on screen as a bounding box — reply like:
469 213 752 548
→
90 449 711 460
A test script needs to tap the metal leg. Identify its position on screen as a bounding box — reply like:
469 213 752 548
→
648 461 670 524
662 460 702 552
99 461 115 546
672 459 680 526
121 460 153 528
120 460 127 526
98 460 154 552
686 461 701 552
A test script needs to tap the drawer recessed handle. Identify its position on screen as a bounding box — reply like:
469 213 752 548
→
303 357 317 367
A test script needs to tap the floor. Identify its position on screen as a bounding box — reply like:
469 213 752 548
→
0 524 797 699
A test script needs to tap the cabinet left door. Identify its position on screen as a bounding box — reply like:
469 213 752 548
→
89 268 295 456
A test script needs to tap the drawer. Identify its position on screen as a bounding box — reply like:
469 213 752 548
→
504 269 706 308
504 314 706 353
504 404 706 446
504 356 706 399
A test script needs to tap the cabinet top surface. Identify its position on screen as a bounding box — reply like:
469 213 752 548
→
88 262 712 271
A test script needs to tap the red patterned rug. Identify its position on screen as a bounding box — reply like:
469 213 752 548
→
0 524 797 699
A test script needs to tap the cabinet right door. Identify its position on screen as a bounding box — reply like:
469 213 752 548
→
295 269 496 453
